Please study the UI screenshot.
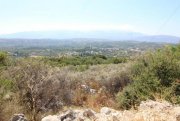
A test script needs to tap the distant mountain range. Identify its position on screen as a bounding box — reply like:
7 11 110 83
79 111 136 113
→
0 31 179 43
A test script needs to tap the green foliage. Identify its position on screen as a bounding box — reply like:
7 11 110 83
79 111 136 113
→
0 51 14 68
0 51 8 66
0 78 14 104
43 55 127 68
0 79 14 91
0 52 13 102
75 65 89 72
112 58 127 64
116 45 180 109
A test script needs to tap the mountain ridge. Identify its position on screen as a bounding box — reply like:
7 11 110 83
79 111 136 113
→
0 30 179 43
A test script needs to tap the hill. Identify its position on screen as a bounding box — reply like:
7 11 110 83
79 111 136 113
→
0 31 179 43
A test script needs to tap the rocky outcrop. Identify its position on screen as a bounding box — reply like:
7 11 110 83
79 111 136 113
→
41 115 59 121
135 100 180 121
40 100 179 121
60 110 76 121
10 114 27 121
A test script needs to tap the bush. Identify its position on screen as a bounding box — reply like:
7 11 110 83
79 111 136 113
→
103 71 132 94
112 58 127 64
116 45 180 109
116 72 159 109
0 79 14 94
9 59 77 121
43 55 127 68
0 52 8 67
72 82 116 111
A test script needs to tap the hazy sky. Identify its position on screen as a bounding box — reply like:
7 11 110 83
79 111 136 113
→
0 0 180 36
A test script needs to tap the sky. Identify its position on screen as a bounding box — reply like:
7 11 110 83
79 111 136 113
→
0 0 180 36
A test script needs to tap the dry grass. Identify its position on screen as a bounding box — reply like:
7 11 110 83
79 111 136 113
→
0 61 132 120
0 94 24 121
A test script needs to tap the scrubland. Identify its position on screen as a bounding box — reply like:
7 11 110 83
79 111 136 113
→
0 45 180 121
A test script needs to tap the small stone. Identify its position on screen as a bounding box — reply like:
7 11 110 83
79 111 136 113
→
83 109 96 119
10 114 27 121
77 117 84 121
176 115 180 121
100 107 112 115
112 115 119 121
60 110 75 121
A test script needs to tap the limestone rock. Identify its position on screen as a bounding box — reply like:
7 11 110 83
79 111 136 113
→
41 100 180 121
176 114 180 121
83 109 96 119
60 110 76 121
100 107 112 115
41 115 59 121
139 100 172 112
10 114 27 121
121 110 135 121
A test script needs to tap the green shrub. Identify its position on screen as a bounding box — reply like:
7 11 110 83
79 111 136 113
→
43 55 127 68
0 52 8 66
116 45 180 109
0 79 14 91
76 65 89 72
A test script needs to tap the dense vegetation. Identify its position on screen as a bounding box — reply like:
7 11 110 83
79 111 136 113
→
0 44 179 121
117 45 180 109
44 55 127 67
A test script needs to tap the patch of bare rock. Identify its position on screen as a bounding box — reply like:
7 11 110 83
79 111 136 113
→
41 100 180 121
10 100 180 121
